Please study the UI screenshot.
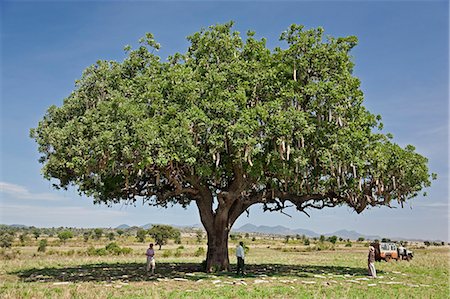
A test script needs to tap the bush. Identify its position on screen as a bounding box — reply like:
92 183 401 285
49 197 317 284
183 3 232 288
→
327 236 338 244
105 242 121 254
304 239 310 246
174 249 182 257
86 243 133 256
162 250 172 258
136 229 147 243
194 247 205 257
37 239 48 252
0 248 20 260
345 242 352 247
0 233 14 248
121 247 133 254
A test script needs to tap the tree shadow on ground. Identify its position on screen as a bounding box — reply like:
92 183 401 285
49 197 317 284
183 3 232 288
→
13 262 381 283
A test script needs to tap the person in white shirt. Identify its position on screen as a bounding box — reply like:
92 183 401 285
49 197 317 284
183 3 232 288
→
236 241 245 276
146 243 155 274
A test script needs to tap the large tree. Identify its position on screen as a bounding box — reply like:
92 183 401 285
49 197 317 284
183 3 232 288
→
31 23 432 271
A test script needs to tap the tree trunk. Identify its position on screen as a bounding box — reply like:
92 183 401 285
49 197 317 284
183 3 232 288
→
205 220 230 272
194 183 255 272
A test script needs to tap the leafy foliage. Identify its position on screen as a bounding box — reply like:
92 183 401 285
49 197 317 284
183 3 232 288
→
148 225 180 249
136 229 147 243
31 22 432 216
37 239 48 252
0 232 14 248
57 230 73 244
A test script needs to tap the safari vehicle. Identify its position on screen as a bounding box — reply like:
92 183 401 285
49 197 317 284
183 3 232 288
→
370 242 413 262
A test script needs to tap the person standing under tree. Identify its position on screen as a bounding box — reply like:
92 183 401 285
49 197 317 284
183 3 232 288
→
368 246 376 278
236 241 245 276
146 243 155 275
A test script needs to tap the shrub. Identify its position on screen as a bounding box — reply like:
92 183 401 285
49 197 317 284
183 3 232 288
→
93 228 103 240
105 242 121 254
86 243 133 256
194 247 205 257
174 249 182 257
0 232 14 248
327 236 338 244
345 242 352 247
107 232 115 241
121 247 133 254
19 233 30 245
162 250 172 258
83 232 91 242
37 239 48 252
0 248 20 260
304 239 310 246
230 234 241 241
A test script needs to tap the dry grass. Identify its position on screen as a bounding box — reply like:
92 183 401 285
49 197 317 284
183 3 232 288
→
0 238 448 298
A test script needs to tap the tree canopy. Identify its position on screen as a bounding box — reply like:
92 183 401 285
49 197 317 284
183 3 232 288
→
148 224 180 249
31 22 433 270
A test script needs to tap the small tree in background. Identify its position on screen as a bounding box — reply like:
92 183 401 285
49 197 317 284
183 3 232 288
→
93 229 103 240
19 233 29 246
357 237 365 242
37 239 48 252
108 232 115 241
58 230 73 244
32 229 40 240
0 232 14 248
136 229 147 243
116 229 125 237
196 230 203 244
284 235 291 244
83 231 91 242
327 235 338 244
319 235 326 243
148 225 180 250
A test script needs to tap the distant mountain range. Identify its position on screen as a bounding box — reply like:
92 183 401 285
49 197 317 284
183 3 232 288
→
115 224 131 229
233 223 381 240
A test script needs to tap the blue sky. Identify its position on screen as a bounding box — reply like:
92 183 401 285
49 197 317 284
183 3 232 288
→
1 1 448 241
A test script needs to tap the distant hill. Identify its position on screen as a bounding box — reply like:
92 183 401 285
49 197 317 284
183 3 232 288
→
324 229 380 241
234 223 380 240
8 224 29 228
115 224 130 229
141 223 153 229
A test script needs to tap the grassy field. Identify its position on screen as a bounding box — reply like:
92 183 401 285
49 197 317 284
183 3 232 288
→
0 237 448 298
